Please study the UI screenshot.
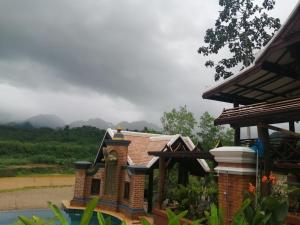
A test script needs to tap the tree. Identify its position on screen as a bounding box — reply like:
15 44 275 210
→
161 105 197 139
198 0 281 81
198 112 233 150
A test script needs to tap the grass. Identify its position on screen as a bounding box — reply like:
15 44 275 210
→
0 165 75 177
0 185 73 193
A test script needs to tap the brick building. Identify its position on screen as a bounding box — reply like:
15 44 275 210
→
70 128 209 219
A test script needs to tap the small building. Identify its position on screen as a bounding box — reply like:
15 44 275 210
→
70 128 209 219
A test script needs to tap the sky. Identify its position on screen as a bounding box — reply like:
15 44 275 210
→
0 0 298 125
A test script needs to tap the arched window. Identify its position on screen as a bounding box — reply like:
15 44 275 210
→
91 179 101 195
104 150 118 195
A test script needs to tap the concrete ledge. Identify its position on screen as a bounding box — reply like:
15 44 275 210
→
210 146 256 164
214 166 256 175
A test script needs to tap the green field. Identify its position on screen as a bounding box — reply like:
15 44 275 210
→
0 125 106 176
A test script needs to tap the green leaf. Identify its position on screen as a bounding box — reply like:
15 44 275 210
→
140 218 154 225
32 216 47 225
79 197 99 225
97 212 106 225
48 202 69 225
18 216 34 225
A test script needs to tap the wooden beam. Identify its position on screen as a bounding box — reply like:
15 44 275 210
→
158 157 166 209
178 162 188 186
261 61 299 80
219 93 260 105
234 103 241 146
147 170 153 213
235 84 284 98
259 123 300 138
289 121 295 132
148 151 215 159
257 123 271 196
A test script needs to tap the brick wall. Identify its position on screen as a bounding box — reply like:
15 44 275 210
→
130 174 145 209
218 173 255 224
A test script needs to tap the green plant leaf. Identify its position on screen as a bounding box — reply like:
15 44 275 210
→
48 202 69 225
32 216 47 225
79 197 99 225
140 218 154 225
97 212 106 225
18 216 34 225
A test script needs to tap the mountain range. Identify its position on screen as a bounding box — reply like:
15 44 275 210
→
2 114 161 131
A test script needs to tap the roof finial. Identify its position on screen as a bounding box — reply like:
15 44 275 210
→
114 126 124 140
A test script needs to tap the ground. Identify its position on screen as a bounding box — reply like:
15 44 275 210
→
0 175 74 210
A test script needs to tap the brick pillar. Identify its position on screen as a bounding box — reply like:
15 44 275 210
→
71 161 92 206
130 174 145 209
210 147 256 225
74 169 86 199
101 133 130 211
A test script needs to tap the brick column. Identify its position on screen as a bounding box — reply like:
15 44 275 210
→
210 147 256 225
130 174 145 209
71 161 92 206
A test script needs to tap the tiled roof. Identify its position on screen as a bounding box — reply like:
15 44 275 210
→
104 129 210 172
119 131 172 166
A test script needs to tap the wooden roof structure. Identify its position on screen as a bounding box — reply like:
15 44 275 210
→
201 3 300 176
202 2 300 105
215 97 300 127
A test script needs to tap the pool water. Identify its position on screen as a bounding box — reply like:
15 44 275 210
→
0 208 122 225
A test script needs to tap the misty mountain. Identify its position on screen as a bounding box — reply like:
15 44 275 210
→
2 114 161 132
25 114 65 129
69 118 114 130
116 120 161 131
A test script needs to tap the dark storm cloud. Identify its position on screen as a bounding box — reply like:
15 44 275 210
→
0 0 298 124
0 0 202 106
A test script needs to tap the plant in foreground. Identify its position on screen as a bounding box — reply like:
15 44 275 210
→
17 197 126 225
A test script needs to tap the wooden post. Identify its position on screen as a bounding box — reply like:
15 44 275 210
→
178 162 188 186
158 157 166 209
289 121 295 132
257 123 271 195
233 103 241 146
147 170 154 213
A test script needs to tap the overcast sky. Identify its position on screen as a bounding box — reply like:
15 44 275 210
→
0 0 298 125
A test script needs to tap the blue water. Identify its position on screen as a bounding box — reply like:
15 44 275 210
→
0 208 122 225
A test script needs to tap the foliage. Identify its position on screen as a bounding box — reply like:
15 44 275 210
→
198 0 281 81
197 112 233 150
161 105 197 140
203 195 288 225
203 203 223 225
165 173 217 220
168 183 217 220
15 197 203 225
16 197 126 225
0 125 105 176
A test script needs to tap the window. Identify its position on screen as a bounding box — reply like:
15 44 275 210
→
91 179 101 195
124 182 130 200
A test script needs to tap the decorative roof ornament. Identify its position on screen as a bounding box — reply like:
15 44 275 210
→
113 126 124 140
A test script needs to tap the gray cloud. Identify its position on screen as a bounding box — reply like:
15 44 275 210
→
0 0 298 124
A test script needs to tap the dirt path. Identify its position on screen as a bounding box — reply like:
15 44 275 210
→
0 186 74 210
0 175 75 210
0 175 75 191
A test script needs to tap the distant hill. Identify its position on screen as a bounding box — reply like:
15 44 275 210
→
25 114 65 129
116 120 161 131
69 118 114 130
2 114 161 132
70 118 161 132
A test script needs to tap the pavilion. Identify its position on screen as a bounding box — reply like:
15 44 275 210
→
203 2 300 176
69 128 210 219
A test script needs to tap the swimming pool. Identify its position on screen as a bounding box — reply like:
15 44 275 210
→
0 208 122 225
